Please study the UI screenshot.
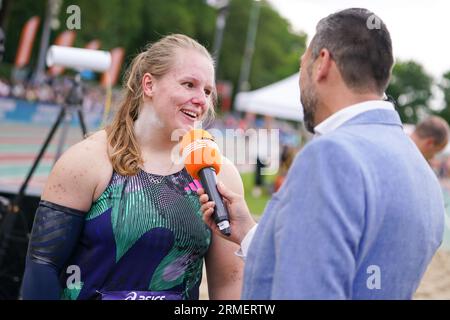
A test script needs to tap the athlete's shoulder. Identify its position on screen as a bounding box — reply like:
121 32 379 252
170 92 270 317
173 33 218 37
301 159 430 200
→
41 130 112 210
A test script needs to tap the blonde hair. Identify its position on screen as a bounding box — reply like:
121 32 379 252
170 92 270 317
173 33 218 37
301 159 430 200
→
106 34 216 176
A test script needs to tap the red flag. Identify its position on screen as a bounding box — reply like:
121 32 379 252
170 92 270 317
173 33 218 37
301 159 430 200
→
15 16 40 68
101 47 125 87
48 30 76 76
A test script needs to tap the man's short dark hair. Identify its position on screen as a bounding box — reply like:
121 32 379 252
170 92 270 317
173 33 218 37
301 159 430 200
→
310 8 393 95
414 116 450 146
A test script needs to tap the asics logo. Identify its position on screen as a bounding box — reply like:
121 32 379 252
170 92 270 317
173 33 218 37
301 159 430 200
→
125 291 166 300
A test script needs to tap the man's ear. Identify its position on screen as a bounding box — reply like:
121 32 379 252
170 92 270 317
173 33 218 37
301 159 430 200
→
142 72 154 97
315 48 332 82
425 137 435 146
425 137 436 147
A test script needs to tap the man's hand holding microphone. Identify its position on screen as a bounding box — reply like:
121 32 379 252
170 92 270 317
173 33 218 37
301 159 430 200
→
197 181 256 246
181 129 256 245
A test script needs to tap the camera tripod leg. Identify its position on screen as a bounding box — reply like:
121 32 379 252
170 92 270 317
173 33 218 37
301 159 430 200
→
54 105 88 165
54 111 71 165
77 109 87 137
15 106 66 204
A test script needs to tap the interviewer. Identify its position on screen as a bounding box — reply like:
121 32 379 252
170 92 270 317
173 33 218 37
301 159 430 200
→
198 8 445 300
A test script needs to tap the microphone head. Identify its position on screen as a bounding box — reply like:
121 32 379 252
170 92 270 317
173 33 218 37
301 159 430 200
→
181 129 222 180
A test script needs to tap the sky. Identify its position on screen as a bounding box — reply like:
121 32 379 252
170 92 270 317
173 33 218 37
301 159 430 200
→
267 0 449 80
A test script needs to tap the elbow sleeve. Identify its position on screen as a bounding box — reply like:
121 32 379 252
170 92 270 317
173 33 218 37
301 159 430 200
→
21 200 85 300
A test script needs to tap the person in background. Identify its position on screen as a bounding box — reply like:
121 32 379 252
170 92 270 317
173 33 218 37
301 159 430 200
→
410 116 449 162
273 145 297 193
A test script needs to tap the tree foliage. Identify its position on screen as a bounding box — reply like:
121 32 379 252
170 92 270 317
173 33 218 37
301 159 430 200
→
436 71 450 124
386 60 433 124
1 0 306 98
218 0 306 90
6 0 442 125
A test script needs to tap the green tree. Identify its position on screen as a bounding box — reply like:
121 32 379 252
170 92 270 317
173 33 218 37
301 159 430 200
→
60 0 146 54
436 71 450 123
219 0 306 93
1 0 45 70
2 0 307 101
58 0 217 74
386 60 433 124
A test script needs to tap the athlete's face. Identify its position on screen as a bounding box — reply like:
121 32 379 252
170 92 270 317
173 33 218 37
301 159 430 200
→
148 49 215 133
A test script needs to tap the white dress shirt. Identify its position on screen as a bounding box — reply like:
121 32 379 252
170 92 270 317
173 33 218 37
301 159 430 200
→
314 100 395 136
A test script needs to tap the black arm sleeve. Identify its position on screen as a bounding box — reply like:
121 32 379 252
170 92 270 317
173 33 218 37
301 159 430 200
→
20 200 85 300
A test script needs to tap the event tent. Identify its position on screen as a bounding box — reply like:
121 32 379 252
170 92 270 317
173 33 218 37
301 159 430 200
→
234 72 303 122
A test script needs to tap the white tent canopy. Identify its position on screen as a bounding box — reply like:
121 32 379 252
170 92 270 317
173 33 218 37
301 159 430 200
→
235 72 303 122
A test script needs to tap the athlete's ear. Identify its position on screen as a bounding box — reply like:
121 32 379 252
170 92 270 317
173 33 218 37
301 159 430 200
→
142 73 154 97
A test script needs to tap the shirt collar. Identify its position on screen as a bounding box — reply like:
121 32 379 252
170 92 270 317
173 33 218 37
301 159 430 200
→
314 100 395 136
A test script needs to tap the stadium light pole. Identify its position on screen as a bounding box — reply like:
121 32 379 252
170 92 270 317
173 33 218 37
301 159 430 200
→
237 0 261 94
207 0 230 74
33 0 61 83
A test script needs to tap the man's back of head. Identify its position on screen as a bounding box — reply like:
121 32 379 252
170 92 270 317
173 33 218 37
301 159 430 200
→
411 116 450 161
311 8 394 95
300 8 395 132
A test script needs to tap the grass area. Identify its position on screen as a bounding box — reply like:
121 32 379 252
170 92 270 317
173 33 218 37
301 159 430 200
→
240 172 276 217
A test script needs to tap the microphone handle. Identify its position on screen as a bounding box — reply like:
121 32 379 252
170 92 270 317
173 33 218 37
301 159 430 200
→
198 167 231 236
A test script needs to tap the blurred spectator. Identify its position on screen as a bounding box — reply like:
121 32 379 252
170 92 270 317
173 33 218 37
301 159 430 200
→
273 145 298 192
252 155 266 197
11 83 25 99
410 116 450 162
0 78 10 96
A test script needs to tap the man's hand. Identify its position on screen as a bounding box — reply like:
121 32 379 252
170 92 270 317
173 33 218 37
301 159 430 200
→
197 181 256 245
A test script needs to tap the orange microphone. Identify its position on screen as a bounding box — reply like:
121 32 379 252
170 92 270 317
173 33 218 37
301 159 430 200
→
181 129 231 236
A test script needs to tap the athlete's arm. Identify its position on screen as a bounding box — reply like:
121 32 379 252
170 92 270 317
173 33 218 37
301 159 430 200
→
21 133 109 299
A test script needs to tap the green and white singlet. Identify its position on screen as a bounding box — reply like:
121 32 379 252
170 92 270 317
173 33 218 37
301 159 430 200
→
60 168 211 300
